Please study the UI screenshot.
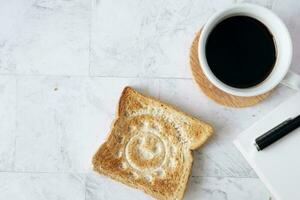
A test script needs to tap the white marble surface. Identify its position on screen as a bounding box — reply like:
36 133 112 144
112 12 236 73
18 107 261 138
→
0 0 299 199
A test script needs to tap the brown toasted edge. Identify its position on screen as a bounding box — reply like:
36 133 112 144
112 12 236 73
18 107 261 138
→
92 86 213 200
189 123 213 150
94 148 195 200
92 87 128 169
175 150 194 200
117 86 131 116
116 86 213 199
91 118 118 169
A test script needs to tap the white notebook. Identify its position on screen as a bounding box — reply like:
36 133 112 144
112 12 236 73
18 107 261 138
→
234 92 300 200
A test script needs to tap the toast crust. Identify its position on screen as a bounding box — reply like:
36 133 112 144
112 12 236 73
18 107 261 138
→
92 87 213 200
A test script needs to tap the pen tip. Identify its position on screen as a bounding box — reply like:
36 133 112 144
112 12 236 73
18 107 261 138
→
254 143 261 151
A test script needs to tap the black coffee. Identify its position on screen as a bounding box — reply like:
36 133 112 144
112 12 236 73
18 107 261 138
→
205 16 276 88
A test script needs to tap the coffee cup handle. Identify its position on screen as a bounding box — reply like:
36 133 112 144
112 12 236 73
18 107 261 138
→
281 71 300 91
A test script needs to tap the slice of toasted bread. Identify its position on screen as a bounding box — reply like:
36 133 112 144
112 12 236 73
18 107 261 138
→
92 87 213 200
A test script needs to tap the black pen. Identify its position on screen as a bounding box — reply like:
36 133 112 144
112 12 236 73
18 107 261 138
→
254 114 300 151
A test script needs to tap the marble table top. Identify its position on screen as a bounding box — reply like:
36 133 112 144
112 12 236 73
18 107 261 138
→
0 0 299 199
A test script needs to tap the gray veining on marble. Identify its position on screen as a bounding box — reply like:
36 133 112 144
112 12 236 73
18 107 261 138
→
85 172 271 200
0 0 90 75
90 0 234 78
0 172 85 200
0 76 16 170
185 176 271 200
0 0 299 199
14 76 159 173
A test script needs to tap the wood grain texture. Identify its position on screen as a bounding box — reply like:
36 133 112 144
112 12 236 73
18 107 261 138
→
189 31 272 107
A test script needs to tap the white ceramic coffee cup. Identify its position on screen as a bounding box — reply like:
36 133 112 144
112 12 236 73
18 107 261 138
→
198 3 300 97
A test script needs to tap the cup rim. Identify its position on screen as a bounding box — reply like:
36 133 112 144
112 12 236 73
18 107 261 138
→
198 3 293 97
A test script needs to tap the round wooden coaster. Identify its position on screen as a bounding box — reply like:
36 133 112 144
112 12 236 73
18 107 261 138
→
189 31 272 107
